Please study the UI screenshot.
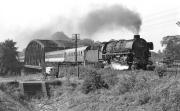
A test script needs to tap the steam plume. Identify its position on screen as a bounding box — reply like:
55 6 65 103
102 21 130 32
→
17 17 73 50
79 5 142 36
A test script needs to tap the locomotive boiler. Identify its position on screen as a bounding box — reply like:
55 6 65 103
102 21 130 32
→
101 35 154 70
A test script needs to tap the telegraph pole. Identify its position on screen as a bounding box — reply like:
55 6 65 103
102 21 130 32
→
72 34 80 78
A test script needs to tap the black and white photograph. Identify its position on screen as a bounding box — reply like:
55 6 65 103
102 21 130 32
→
0 0 180 110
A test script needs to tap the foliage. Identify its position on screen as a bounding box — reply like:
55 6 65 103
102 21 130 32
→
0 82 33 111
151 51 164 63
161 35 180 60
78 38 94 46
137 90 151 105
155 66 167 77
99 69 119 87
81 70 108 94
28 69 180 111
78 38 101 50
0 39 21 75
58 65 103 79
115 74 137 95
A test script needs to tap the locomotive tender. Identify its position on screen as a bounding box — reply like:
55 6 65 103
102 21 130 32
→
45 35 154 70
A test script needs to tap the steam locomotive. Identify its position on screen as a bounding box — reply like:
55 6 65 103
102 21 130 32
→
101 35 154 70
45 35 154 70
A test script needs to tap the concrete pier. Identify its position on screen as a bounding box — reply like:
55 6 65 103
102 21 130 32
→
19 81 48 97
19 79 62 97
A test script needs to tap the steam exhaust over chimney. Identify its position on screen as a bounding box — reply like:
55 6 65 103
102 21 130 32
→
79 5 142 36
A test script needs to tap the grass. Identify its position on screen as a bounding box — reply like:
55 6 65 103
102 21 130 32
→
0 81 34 111
81 69 108 94
1 67 180 111
40 69 180 111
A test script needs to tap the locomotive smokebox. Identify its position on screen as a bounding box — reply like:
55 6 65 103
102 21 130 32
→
134 35 140 39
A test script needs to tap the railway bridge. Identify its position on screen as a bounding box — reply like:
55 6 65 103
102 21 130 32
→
18 39 73 74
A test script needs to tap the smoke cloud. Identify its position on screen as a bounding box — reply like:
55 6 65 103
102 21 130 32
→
17 5 142 51
26 17 73 40
79 5 142 36
17 17 73 50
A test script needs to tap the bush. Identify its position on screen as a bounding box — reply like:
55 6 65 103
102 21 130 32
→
137 90 151 105
118 74 137 94
0 81 32 110
134 75 150 91
155 66 167 77
81 70 108 94
58 65 96 79
99 69 119 87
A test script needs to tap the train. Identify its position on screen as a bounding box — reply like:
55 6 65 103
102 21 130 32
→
44 35 154 70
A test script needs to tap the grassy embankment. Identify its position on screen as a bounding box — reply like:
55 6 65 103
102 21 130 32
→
1 66 180 111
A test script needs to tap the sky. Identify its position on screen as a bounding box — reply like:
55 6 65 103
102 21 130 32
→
0 0 179 52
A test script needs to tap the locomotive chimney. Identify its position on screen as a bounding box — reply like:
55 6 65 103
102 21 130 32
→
134 35 140 39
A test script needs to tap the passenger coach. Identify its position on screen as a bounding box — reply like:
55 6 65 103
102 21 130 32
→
45 46 101 64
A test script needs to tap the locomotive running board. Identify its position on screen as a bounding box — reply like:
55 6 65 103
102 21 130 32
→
102 52 131 55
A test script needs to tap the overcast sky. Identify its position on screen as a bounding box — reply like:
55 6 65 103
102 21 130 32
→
0 0 179 52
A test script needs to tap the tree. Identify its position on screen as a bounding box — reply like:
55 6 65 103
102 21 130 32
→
161 35 180 60
151 50 164 63
78 38 101 50
0 39 21 75
78 38 95 46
